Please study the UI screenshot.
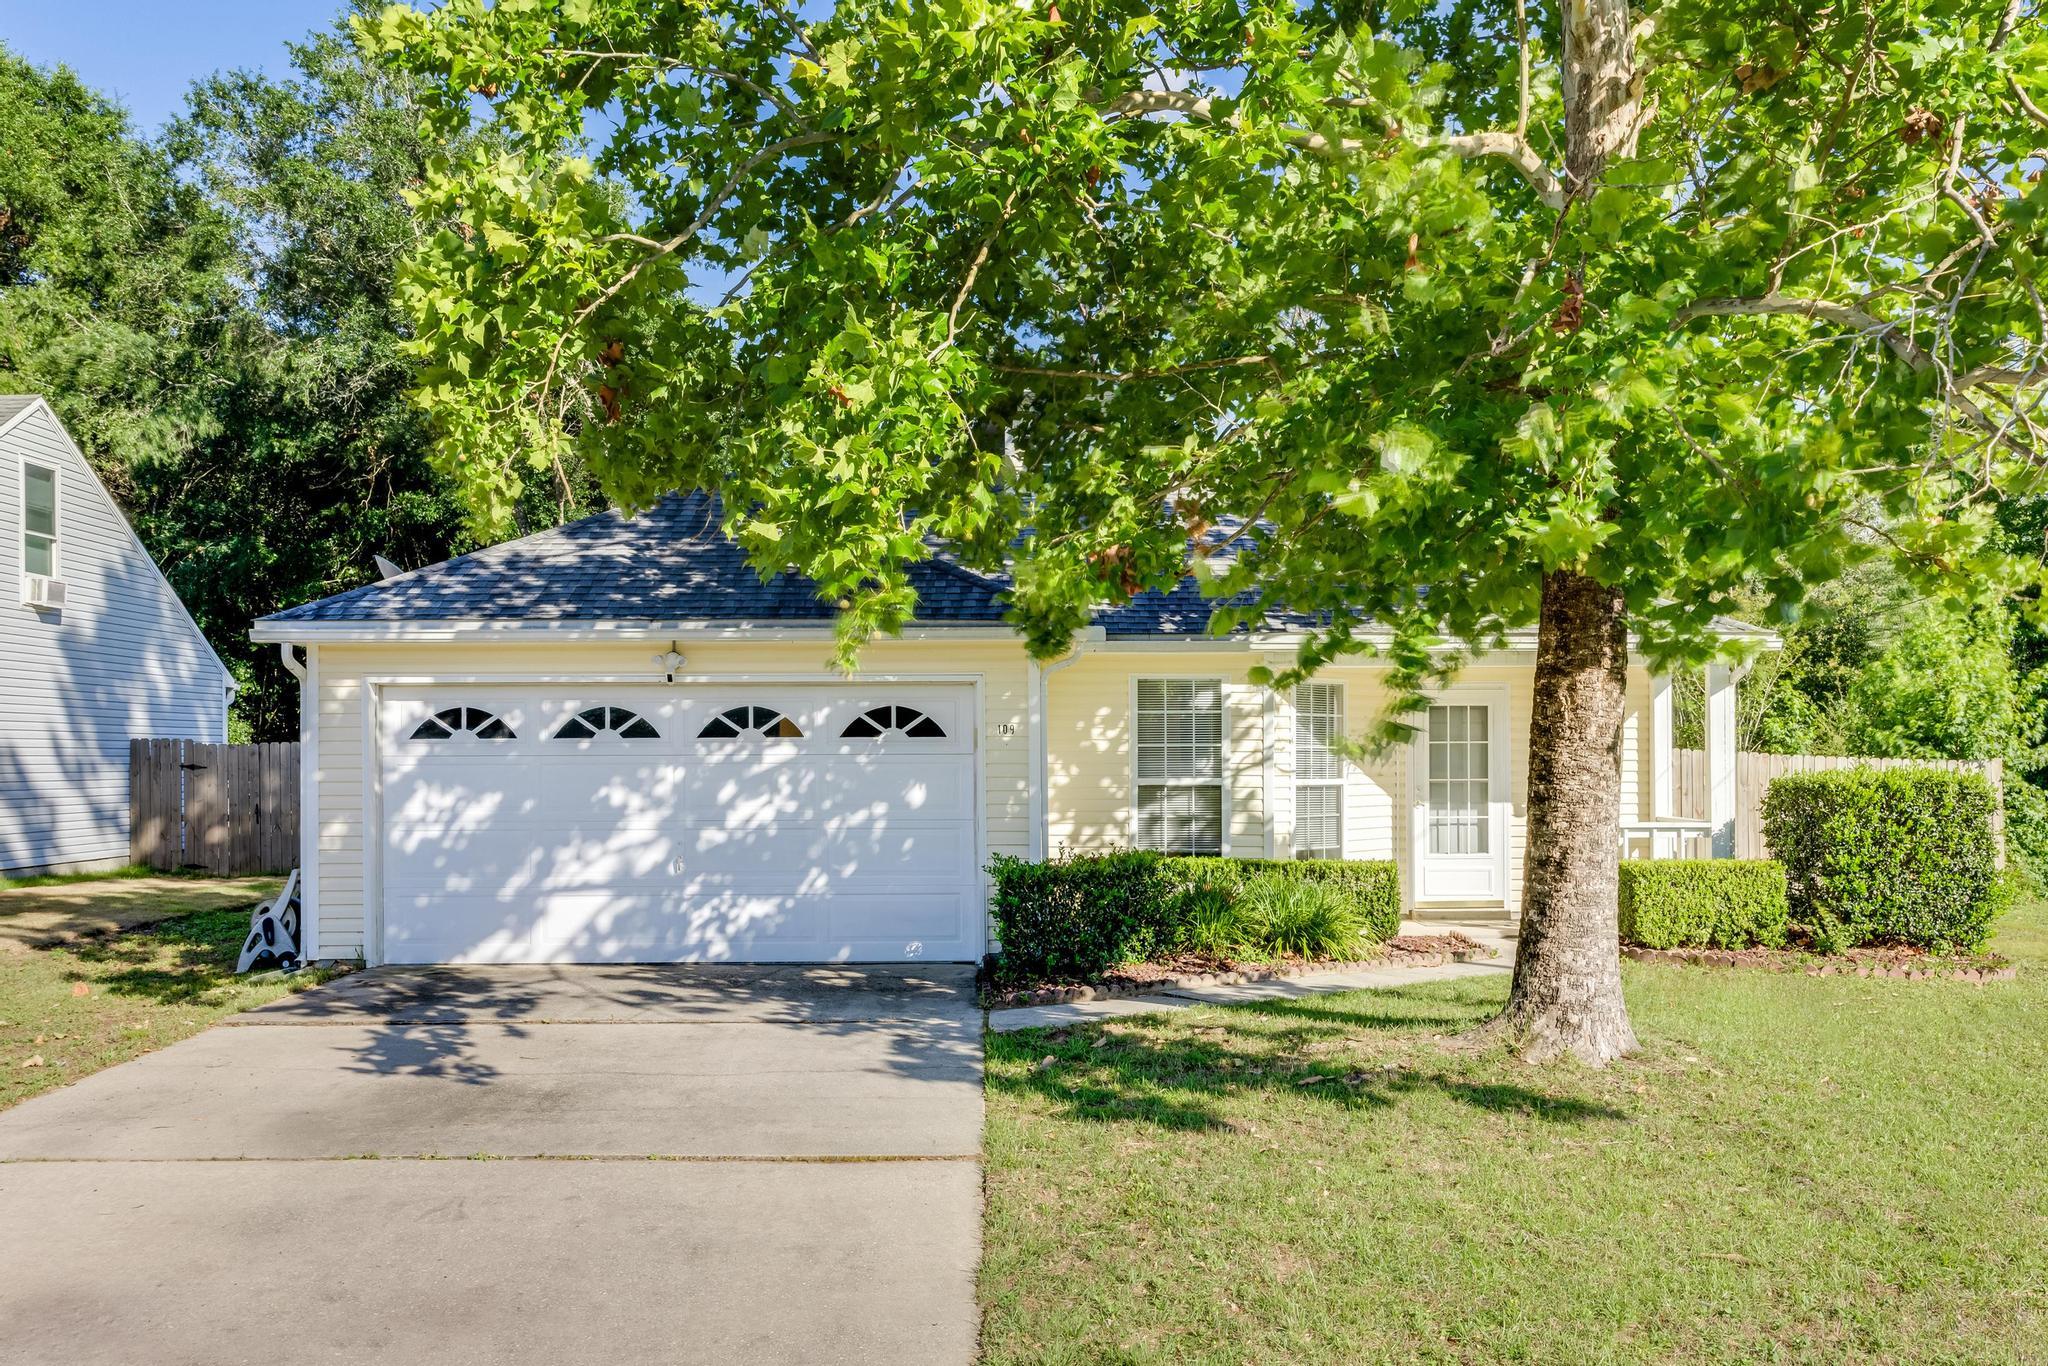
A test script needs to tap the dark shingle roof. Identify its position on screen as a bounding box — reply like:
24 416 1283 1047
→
0 395 45 427
261 489 1775 642
262 492 1011 625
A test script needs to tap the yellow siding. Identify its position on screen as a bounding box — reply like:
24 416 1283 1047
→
1042 654 1272 857
302 634 1661 956
305 637 1032 961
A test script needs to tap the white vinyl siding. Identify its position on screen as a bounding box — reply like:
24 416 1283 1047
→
0 402 230 874
1134 677 1224 854
1293 682 1343 859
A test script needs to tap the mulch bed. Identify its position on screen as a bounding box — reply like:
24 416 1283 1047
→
1622 942 2015 982
984 932 1498 1009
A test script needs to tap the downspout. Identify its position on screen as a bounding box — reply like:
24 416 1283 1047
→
279 643 318 960
1031 628 1101 861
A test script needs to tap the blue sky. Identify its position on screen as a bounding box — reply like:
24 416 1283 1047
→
4 0 343 132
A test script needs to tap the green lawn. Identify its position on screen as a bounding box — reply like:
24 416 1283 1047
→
2 896 340 1111
982 899 2048 1364
0 863 161 891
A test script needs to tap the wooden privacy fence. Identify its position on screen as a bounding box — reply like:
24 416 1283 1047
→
1673 749 2004 861
130 740 299 875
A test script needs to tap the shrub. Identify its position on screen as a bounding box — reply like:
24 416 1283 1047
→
1237 874 1369 959
986 851 1402 982
1762 767 2006 953
1165 857 1403 942
1616 860 1790 950
984 851 1173 982
1173 879 1253 958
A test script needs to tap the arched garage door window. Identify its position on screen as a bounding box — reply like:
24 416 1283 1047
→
409 707 515 740
551 706 660 740
698 705 804 739
841 705 946 739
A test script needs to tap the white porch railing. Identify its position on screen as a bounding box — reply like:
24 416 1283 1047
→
1619 818 1715 861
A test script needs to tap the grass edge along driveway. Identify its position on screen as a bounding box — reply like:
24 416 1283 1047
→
3 875 341 1111
982 899 2048 1364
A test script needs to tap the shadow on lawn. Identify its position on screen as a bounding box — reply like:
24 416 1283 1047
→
61 908 263 1006
988 993 1628 1131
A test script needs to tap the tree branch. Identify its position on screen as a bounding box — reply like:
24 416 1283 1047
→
1675 293 2045 458
993 355 1279 383
931 188 1019 360
1096 89 1566 211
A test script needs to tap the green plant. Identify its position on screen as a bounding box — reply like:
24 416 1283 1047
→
1166 858 1404 943
1616 860 1790 950
986 851 1173 983
987 853 1401 983
1237 876 1368 960
1762 767 2007 953
1173 881 1249 959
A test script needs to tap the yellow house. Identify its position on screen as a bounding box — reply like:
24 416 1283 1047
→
253 493 1765 966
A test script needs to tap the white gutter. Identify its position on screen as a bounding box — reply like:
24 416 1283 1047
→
249 620 1025 645
1030 628 1102 860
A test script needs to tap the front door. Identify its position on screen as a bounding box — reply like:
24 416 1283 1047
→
1412 697 1509 904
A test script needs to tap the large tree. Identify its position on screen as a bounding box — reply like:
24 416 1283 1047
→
368 0 2048 1062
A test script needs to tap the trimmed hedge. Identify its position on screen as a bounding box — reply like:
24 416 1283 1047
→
1617 860 1790 950
1762 766 2006 953
986 851 1401 983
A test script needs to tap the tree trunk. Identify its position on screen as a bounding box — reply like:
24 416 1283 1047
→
1489 569 1638 1065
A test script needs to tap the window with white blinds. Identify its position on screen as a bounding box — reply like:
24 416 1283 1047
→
1134 678 1224 854
1293 683 1344 859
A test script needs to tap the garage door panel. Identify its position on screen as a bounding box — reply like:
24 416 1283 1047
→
677 755 971 822
379 686 980 963
384 833 684 897
389 761 681 832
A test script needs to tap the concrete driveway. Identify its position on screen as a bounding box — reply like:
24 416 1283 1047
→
0 964 983 1365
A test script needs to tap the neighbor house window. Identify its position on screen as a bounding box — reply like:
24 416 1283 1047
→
22 462 56 577
1134 678 1224 855
1293 683 1344 860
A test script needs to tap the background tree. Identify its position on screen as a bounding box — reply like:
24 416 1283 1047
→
1 23 596 738
370 0 2048 1063
0 50 240 472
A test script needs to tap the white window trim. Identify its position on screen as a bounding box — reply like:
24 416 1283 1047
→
1292 681 1345 860
1129 675 1230 856
20 456 59 582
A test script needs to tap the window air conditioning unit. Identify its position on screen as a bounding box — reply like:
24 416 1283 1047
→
22 574 66 609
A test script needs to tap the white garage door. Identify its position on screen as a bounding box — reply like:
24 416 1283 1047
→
377 685 980 964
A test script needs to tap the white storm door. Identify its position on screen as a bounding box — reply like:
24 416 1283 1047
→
1411 697 1509 903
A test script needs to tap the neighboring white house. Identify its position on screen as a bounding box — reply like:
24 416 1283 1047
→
253 492 1771 967
1 396 235 876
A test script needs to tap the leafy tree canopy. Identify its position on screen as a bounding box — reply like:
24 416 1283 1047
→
367 0 2048 711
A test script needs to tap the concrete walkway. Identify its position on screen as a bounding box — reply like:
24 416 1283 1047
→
0 964 983 1366
989 923 1517 1032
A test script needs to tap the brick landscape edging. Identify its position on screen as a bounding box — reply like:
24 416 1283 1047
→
988 946 1500 1009
1621 945 2016 983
